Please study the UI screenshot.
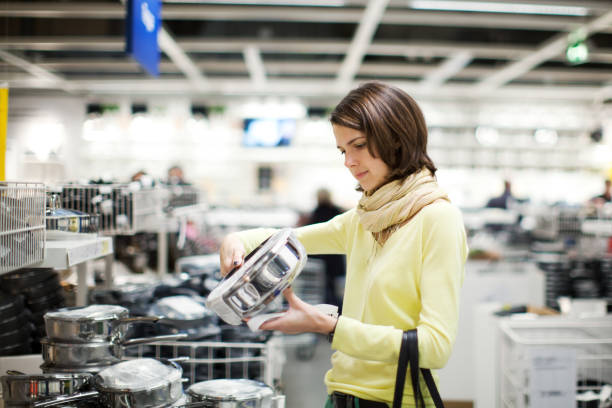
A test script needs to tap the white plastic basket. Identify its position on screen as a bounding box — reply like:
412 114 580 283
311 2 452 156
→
500 317 612 408
0 181 46 274
60 184 167 235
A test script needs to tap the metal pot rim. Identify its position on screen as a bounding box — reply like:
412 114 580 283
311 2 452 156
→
40 363 113 374
41 337 118 347
186 379 273 402
2 372 93 382
44 305 129 323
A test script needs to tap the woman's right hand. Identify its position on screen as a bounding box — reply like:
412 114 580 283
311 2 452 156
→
219 233 246 276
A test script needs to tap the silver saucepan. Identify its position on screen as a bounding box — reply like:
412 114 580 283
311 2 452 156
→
41 333 187 368
34 358 184 408
44 305 160 343
1 370 94 406
206 228 307 325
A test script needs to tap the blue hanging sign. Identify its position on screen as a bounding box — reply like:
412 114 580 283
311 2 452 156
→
126 0 161 76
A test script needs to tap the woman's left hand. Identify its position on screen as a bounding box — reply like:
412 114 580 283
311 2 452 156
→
259 287 337 335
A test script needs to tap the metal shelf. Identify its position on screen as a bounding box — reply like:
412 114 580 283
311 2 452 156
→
34 236 113 269
32 236 114 307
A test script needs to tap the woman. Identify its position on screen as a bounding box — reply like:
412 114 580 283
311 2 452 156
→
219 82 468 408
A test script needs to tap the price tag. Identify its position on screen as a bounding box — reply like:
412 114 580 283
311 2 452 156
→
529 347 576 408
67 238 113 265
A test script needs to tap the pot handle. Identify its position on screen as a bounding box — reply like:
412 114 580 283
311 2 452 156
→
122 333 188 346
6 370 26 375
33 391 99 408
117 315 161 324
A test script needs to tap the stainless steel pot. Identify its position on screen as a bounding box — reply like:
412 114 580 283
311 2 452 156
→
44 305 160 343
186 379 274 407
206 229 307 325
1 370 93 405
34 358 184 408
95 358 184 408
41 334 187 367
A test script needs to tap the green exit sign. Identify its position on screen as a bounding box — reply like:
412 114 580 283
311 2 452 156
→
566 41 589 65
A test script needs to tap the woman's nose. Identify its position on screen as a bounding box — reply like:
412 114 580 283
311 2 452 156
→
344 152 356 168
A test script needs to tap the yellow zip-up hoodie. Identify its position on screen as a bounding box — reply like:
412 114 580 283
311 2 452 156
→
236 200 468 407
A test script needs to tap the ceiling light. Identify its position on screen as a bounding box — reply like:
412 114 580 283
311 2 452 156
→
475 126 499 146
163 0 345 6
534 128 558 146
566 29 589 65
408 0 589 16
566 41 589 65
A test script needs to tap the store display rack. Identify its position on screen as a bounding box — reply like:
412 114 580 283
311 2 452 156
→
0 182 46 275
61 184 168 235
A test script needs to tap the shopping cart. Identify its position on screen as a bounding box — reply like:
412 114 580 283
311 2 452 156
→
500 316 612 408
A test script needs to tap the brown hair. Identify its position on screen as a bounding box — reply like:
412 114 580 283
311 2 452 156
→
330 82 436 182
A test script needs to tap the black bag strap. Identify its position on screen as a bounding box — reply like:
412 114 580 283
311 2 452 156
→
421 369 444 408
393 331 410 408
393 329 445 408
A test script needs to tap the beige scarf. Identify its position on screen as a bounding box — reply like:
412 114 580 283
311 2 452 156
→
357 168 450 245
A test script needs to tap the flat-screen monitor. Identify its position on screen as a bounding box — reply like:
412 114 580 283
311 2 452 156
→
243 118 295 147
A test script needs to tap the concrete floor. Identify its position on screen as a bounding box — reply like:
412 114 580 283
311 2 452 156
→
281 334 334 408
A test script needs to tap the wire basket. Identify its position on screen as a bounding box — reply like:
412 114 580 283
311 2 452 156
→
0 181 46 274
130 336 285 390
60 184 167 235
500 317 612 408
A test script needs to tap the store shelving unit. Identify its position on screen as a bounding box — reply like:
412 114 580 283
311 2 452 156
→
0 182 46 275
59 184 209 276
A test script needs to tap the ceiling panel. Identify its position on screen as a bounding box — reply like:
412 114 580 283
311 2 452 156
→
0 0 611 102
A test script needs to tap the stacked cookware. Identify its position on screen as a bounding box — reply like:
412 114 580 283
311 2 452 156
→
40 305 186 374
0 295 33 356
2 361 284 407
88 283 157 317
1 358 189 408
0 268 65 354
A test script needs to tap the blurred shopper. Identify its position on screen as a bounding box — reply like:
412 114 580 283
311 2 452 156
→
219 82 467 408
130 169 155 188
308 188 346 310
167 164 190 185
591 179 611 204
486 179 515 209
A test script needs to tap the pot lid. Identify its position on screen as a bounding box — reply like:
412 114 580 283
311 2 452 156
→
96 359 182 392
45 305 128 321
206 228 306 325
187 379 273 402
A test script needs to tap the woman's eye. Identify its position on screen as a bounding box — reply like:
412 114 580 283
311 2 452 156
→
355 143 366 149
